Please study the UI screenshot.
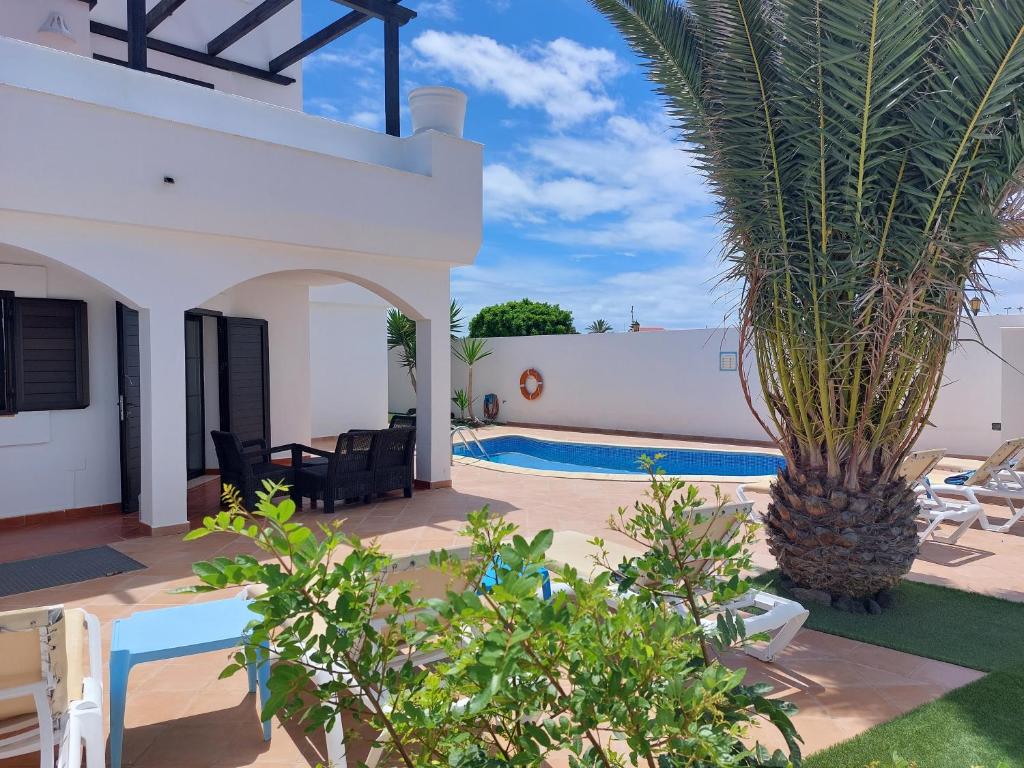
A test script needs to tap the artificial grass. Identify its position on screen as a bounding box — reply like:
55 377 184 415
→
752 571 1024 672
803 662 1024 768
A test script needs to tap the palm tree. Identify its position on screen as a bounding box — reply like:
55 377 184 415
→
387 300 465 393
453 337 493 422
587 319 614 333
592 0 1024 599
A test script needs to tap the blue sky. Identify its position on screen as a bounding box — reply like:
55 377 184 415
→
301 0 1024 328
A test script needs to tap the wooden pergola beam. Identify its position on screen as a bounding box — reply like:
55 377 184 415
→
207 0 298 57
126 0 147 70
269 10 372 73
146 0 190 33
327 0 415 25
90 21 295 85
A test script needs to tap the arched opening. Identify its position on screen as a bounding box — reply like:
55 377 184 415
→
0 242 140 525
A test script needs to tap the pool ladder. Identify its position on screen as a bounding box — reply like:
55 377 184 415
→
451 426 489 464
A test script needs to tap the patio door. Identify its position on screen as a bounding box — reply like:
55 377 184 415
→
116 302 141 514
184 313 205 479
217 316 271 447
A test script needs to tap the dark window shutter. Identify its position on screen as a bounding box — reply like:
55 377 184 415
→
218 316 270 446
12 298 90 412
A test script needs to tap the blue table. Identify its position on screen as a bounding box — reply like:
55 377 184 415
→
108 595 271 768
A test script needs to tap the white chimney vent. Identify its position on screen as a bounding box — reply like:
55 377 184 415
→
38 12 74 42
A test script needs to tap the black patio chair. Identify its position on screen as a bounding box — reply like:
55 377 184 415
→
294 432 375 514
371 426 416 499
388 413 416 429
210 431 297 510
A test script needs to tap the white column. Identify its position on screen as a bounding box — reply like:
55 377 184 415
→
139 306 188 533
415 313 452 487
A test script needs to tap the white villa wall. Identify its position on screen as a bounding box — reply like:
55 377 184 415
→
0 247 122 518
391 316 1024 458
309 284 389 437
1 0 303 107
1001 327 1024 441
916 314 1024 455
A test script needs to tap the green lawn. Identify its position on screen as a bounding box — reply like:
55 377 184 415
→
752 572 1024 672
751 573 1024 766
803 663 1024 768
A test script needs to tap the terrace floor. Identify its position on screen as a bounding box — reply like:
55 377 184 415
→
1 426 1021 767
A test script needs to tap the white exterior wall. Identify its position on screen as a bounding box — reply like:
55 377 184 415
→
916 314 1024 455
1 0 303 108
309 284 389 437
391 316 1024 458
0 247 122 518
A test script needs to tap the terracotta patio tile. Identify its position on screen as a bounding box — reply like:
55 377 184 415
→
0 427 1012 767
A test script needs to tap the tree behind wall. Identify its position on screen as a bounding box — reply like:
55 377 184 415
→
591 0 1024 599
469 299 576 337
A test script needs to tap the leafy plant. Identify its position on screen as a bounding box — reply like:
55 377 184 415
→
453 337 492 423
468 298 576 338
451 388 470 420
590 0 1024 598
387 300 464 393
587 318 614 333
185 477 800 767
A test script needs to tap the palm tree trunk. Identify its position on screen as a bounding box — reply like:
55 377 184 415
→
764 465 919 598
467 366 475 422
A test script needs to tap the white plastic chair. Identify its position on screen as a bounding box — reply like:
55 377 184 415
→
0 605 104 768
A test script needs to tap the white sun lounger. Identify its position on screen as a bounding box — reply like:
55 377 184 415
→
920 437 1024 535
900 449 983 544
545 509 809 663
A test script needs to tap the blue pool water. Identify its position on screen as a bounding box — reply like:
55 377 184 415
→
453 435 786 477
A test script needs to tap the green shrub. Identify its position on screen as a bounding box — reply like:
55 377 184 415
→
184 472 800 767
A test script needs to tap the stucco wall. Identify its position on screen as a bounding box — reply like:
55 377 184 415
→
309 284 389 437
0 247 122 518
391 317 1024 458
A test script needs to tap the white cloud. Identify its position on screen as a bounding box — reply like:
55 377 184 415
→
410 31 622 127
452 257 737 331
414 0 459 20
484 114 715 252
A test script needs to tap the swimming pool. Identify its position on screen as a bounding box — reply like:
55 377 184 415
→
453 434 785 480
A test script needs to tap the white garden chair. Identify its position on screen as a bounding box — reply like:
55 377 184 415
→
0 605 104 768
544 501 809 664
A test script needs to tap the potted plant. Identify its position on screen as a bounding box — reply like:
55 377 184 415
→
409 86 468 138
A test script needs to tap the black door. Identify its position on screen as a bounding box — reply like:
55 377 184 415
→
116 303 141 514
218 317 270 446
184 313 205 479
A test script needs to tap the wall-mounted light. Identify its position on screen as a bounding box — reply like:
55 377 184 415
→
970 296 982 315
38 12 74 42
163 176 176 185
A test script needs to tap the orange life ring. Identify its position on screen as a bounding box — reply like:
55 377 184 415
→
519 368 543 400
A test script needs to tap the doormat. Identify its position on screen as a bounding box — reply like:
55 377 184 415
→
0 545 146 598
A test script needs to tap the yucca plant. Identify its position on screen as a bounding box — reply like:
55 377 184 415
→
453 336 492 422
592 0 1024 598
